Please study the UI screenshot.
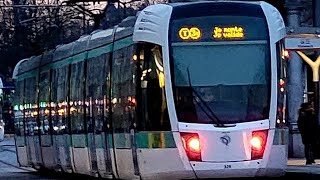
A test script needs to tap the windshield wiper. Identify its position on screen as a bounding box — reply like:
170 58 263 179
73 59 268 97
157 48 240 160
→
186 67 225 127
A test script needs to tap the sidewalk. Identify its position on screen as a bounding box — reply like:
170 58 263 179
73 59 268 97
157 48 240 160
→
0 136 35 173
287 158 320 174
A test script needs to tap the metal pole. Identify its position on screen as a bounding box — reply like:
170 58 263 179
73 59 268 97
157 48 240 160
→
286 0 304 158
315 81 319 124
287 2 303 126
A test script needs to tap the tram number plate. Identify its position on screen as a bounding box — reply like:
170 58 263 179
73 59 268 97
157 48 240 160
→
224 164 231 169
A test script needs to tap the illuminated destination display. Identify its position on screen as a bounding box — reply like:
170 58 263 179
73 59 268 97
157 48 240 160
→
213 26 244 39
172 16 268 42
178 27 201 40
178 26 245 41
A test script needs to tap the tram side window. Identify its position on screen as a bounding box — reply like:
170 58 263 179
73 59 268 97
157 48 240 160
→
137 43 170 131
112 44 137 133
86 54 109 134
39 71 51 135
14 80 25 137
70 61 85 134
52 66 69 135
25 77 38 136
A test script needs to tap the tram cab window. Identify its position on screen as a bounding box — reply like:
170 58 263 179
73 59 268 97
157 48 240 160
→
136 43 170 131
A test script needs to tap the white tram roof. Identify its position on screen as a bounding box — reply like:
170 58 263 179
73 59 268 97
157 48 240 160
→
13 16 137 78
13 1 286 78
13 58 29 80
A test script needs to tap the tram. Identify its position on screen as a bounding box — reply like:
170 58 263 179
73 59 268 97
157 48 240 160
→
13 1 288 179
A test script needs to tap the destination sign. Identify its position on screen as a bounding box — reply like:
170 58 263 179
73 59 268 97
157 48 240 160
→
213 26 244 39
177 26 245 41
171 16 268 42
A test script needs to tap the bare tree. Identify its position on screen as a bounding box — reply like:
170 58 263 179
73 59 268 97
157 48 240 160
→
0 0 167 85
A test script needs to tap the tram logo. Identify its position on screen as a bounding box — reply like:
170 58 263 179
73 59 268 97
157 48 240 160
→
220 134 231 146
178 27 201 40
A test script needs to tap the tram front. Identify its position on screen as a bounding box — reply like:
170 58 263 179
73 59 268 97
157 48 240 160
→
168 2 280 178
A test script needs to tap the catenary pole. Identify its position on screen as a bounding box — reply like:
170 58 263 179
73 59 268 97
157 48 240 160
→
286 0 304 157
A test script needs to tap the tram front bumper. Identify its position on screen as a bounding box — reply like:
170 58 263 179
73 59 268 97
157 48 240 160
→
189 160 264 178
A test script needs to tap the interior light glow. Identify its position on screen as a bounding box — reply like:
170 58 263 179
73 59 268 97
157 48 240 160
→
133 55 137 61
282 50 290 59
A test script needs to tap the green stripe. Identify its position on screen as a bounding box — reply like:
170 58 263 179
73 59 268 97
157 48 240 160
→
41 62 52 72
72 52 87 64
135 131 176 148
114 36 133 51
94 134 104 149
88 45 112 59
72 134 87 148
87 133 112 149
15 136 26 146
17 69 38 80
114 133 131 148
113 131 176 149
273 128 289 145
41 135 52 146
55 134 72 147
18 131 176 149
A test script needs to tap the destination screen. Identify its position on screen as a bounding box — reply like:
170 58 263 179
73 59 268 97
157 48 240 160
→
171 15 268 42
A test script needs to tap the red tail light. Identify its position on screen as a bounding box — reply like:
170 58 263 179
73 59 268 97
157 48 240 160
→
180 132 202 161
251 130 268 160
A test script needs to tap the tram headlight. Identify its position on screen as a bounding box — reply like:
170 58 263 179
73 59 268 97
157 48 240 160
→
251 130 268 160
180 132 202 161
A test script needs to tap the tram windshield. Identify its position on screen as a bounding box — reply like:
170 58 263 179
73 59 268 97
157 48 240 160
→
171 41 270 124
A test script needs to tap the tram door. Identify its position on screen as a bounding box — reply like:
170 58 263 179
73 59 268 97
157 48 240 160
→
69 61 91 174
38 70 55 168
25 74 43 168
14 79 28 166
52 65 74 173
111 43 140 179
86 53 113 178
